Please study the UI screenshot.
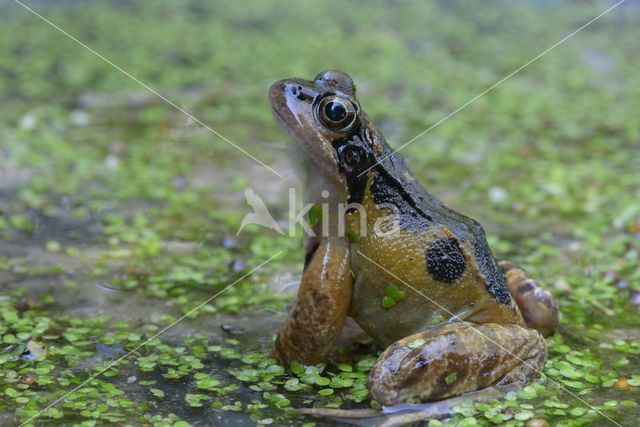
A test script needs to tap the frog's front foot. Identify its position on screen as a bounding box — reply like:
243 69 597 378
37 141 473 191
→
368 322 546 406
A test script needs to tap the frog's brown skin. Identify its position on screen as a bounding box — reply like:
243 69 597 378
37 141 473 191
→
269 70 559 406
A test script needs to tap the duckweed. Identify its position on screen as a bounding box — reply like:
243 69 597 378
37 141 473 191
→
1 0 639 426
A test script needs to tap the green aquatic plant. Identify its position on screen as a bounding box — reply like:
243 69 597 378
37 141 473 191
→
0 0 639 425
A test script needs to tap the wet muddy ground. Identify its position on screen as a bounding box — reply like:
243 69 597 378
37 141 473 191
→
1 1 640 426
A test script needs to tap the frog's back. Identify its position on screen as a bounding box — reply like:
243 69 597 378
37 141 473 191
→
348 143 523 346
368 145 512 305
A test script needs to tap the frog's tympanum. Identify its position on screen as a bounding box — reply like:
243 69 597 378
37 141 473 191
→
269 71 558 406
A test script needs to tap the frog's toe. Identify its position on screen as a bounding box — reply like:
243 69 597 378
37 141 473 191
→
368 323 546 406
499 260 559 337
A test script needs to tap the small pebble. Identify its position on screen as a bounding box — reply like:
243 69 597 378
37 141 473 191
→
221 324 245 336
222 236 237 249
553 278 573 293
488 186 508 203
231 257 246 272
629 291 640 307
19 374 38 386
614 376 636 391
104 154 120 170
20 340 47 360
526 419 549 427
70 110 91 126
173 176 187 190
19 114 37 130
15 298 38 311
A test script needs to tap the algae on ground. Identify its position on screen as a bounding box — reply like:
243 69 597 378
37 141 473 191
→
1 1 639 426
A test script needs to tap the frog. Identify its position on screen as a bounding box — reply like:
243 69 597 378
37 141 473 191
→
269 70 558 406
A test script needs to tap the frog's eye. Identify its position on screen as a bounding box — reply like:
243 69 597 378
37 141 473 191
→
315 94 358 132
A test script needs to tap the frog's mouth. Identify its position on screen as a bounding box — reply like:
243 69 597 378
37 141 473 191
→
269 79 312 131
269 79 346 190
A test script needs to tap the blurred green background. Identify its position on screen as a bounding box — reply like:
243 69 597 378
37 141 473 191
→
0 1 639 426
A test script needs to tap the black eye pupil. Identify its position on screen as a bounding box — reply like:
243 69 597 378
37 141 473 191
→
324 101 347 122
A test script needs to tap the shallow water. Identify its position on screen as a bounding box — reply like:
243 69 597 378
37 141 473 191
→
1 1 639 426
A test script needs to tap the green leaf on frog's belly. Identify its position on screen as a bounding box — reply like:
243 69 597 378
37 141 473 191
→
382 284 407 309
381 296 396 309
384 284 405 301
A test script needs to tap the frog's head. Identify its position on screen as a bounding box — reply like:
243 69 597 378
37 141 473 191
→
270 70 376 192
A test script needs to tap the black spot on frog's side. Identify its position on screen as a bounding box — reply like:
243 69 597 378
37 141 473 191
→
426 238 467 283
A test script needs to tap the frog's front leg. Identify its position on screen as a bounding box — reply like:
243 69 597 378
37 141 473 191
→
368 323 546 406
272 237 353 365
498 260 558 337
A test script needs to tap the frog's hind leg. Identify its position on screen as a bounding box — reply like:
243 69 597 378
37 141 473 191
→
498 260 558 337
368 322 546 406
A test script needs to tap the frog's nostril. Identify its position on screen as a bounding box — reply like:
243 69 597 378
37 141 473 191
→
289 85 304 96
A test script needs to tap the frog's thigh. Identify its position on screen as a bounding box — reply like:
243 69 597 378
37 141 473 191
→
498 260 558 337
368 323 546 406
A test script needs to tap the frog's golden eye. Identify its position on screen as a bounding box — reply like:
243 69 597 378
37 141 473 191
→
315 94 357 132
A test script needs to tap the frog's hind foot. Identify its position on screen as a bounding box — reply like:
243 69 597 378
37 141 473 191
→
368 323 546 406
498 260 558 337
296 384 519 426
